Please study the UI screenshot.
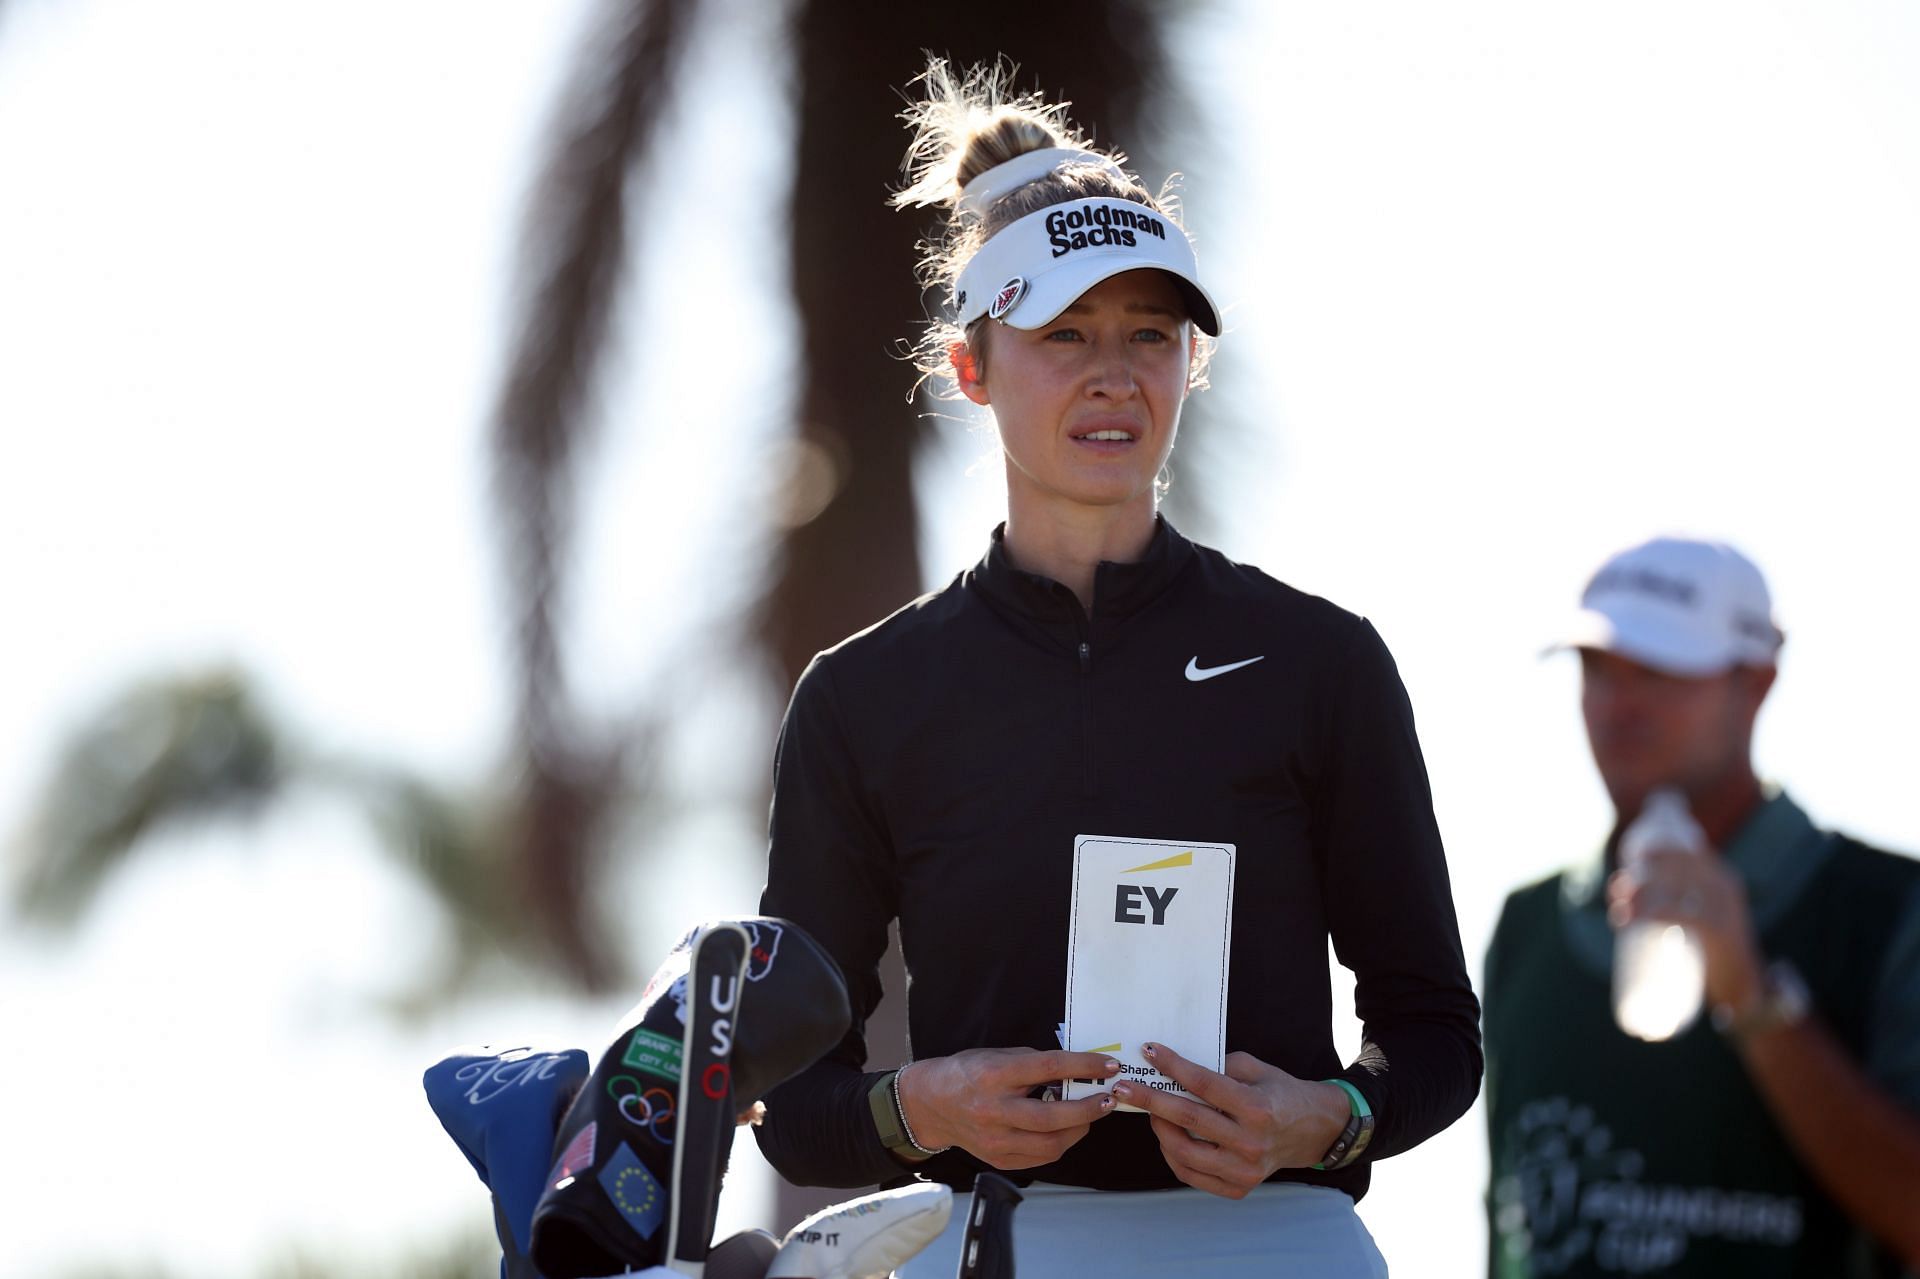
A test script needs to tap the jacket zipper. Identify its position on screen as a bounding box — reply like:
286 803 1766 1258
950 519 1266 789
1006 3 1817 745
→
1077 637 1094 797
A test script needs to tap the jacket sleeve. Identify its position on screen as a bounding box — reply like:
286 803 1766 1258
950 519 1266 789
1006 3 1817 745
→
1317 618 1484 1161
752 654 915 1188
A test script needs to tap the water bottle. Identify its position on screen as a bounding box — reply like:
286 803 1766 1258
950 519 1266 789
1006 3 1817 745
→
1612 787 1707 1041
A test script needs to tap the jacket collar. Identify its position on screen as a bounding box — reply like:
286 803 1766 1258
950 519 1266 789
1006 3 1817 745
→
967 516 1196 623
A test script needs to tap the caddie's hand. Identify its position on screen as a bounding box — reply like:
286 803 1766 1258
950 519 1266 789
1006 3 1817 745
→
1110 1042 1350 1199
897 1047 1120 1170
1608 847 1765 1014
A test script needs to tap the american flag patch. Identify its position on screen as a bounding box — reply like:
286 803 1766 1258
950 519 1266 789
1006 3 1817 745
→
547 1120 596 1189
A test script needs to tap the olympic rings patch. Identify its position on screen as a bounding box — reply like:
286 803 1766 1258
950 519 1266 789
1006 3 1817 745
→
606 1073 677 1143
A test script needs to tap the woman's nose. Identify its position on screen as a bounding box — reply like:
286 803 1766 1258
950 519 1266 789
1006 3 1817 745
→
1086 347 1138 397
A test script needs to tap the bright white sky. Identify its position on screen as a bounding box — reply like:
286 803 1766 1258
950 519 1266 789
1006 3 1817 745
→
3 1 1918 1275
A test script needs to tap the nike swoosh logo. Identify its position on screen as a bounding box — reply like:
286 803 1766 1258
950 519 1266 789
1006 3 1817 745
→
1184 655 1266 682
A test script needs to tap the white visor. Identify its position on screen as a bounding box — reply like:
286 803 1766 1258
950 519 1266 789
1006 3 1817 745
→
951 198 1221 336
956 147 1127 217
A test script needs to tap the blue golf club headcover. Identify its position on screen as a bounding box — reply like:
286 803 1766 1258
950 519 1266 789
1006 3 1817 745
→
423 1044 590 1278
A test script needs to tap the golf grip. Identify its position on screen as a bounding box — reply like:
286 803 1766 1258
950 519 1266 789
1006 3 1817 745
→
955 1172 1023 1279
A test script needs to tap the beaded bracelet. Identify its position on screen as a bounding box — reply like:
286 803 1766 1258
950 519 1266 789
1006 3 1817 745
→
892 1061 952 1158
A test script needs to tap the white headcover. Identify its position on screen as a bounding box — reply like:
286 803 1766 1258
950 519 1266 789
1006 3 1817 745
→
765 1182 954 1279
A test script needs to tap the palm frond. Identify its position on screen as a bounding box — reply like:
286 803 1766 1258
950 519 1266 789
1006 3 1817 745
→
10 668 283 924
6 669 583 1002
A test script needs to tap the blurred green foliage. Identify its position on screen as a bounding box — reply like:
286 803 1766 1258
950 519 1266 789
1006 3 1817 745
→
4 666 545 1007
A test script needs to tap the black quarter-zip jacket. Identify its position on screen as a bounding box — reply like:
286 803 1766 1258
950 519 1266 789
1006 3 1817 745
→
755 520 1482 1200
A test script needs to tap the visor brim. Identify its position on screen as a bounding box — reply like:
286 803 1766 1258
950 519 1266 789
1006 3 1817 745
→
997 261 1221 337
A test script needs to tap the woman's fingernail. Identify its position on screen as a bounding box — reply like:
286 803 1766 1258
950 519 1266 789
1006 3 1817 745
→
1141 1043 1158 1058
1112 1083 1132 1102
1102 1059 1121 1074
1098 1094 1115 1110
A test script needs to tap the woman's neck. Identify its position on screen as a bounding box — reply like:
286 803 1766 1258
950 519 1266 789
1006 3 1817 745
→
1002 502 1158 613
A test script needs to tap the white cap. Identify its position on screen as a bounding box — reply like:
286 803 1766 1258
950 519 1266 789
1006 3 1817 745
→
1553 536 1784 676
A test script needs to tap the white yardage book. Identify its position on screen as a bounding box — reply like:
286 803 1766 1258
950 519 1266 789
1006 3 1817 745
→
1061 834 1235 1110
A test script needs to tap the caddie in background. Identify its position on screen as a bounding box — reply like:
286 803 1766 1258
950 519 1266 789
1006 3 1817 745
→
1483 536 1920 1276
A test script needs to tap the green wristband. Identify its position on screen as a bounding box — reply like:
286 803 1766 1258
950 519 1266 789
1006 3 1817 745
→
868 1064 948 1161
1312 1078 1375 1171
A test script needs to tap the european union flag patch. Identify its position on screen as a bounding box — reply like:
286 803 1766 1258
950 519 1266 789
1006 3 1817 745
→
597 1141 666 1241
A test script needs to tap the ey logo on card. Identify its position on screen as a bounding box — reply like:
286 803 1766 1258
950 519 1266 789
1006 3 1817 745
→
1113 850 1193 925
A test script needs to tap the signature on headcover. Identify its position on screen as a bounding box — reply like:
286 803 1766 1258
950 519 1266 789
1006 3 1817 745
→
455 1048 573 1105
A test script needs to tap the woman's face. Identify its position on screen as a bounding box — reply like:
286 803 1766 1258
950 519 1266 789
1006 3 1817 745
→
955 270 1193 525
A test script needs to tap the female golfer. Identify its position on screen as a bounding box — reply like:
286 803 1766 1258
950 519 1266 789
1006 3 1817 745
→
755 61 1480 1276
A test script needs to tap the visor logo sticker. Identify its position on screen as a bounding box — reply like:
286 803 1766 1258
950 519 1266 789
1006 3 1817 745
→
988 276 1026 319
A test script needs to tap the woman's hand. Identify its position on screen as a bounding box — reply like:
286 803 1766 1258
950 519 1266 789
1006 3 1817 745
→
896 1048 1121 1169
1111 1042 1350 1198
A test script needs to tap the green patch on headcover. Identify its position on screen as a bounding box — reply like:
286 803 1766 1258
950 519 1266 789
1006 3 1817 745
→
621 1028 683 1082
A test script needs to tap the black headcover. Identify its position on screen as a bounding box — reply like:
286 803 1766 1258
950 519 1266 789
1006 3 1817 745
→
528 916 850 1278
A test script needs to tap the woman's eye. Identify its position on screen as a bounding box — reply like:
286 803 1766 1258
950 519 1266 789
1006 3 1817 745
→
1134 328 1170 343
1044 328 1084 342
